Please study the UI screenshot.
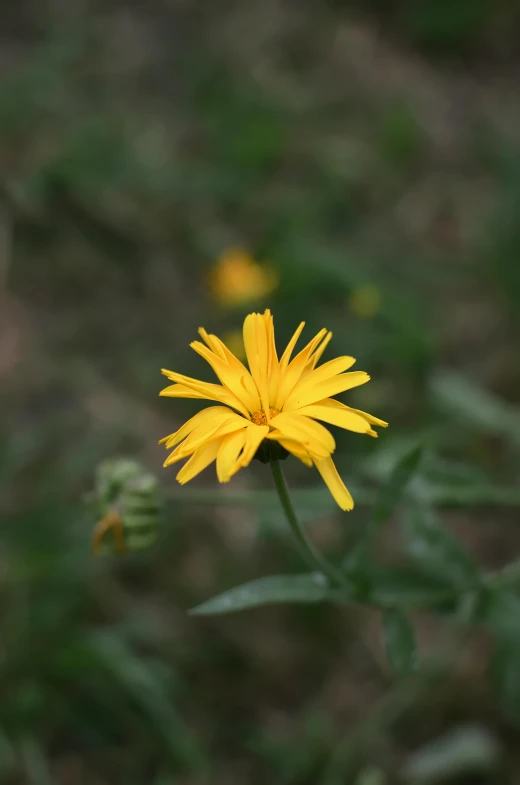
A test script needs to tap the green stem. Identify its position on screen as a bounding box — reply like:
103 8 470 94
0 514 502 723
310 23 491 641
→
270 460 349 590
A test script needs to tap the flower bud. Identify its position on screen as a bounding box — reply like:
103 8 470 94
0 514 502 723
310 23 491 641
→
91 458 161 555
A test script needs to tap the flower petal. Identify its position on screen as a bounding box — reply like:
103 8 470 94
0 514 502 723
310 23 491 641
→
314 398 388 428
161 369 250 417
274 328 328 409
175 413 249 457
344 406 388 428
267 433 313 466
198 327 227 359
243 312 271 416
269 412 335 458
159 405 236 448
285 355 356 408
239 424 269 467
305 330 332 371
176 439 223 485
190 340 261 413
292 403 374 435
314 456 354 511
279 321 305 371
164 412 249 465
216 429 248 482
282 371 370 412
265 310 280 404
159 383 210 400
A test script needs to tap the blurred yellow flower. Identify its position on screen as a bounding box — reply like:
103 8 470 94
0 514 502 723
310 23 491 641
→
159 310 387 510
349 284 381 319
209 248 278 307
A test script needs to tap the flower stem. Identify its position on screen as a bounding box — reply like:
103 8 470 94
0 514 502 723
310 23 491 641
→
270 459 349 589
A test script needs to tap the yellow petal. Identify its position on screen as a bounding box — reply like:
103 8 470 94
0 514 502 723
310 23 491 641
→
305 330 332 371
286 356 356 409
279 321 305 371
159 405 236 448
198 327 227 360
344 405 388 428
315 398 388 428
264 310 280 404
239 424 269 467
274 328 328 409
267 434 313 467
159 383 210 400
174 413 249 458
190 340 260 413
243 312 271 416
176 439 223 485
200 328 245 368
291 403 374 434
314 456 354 511
161 369 250 417
163 411 248 465
269 412 335 458
199 329 263 391
282 371 370 412
216 429 248 483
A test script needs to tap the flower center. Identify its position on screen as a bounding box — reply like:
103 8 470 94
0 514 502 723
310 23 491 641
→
251 408 279 426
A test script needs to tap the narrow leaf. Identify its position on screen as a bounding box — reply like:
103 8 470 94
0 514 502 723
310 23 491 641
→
373 445 422 527
190 572 332 616
381 608 417 675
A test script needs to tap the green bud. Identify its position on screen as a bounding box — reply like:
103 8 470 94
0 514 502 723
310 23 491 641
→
91 458 161 555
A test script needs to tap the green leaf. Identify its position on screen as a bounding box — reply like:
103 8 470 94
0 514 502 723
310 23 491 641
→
373 446 422 527
402 507 478 587
381 608 417 675
190 573 332 616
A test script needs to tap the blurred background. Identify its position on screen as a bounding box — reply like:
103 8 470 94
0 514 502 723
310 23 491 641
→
2 0 520 782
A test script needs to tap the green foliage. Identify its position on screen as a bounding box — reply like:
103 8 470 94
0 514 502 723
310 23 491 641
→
190 573 332 616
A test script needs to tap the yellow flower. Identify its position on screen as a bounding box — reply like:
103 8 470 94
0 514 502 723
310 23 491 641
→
209 248 278 307
349 284 381 319
159 310 387 510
